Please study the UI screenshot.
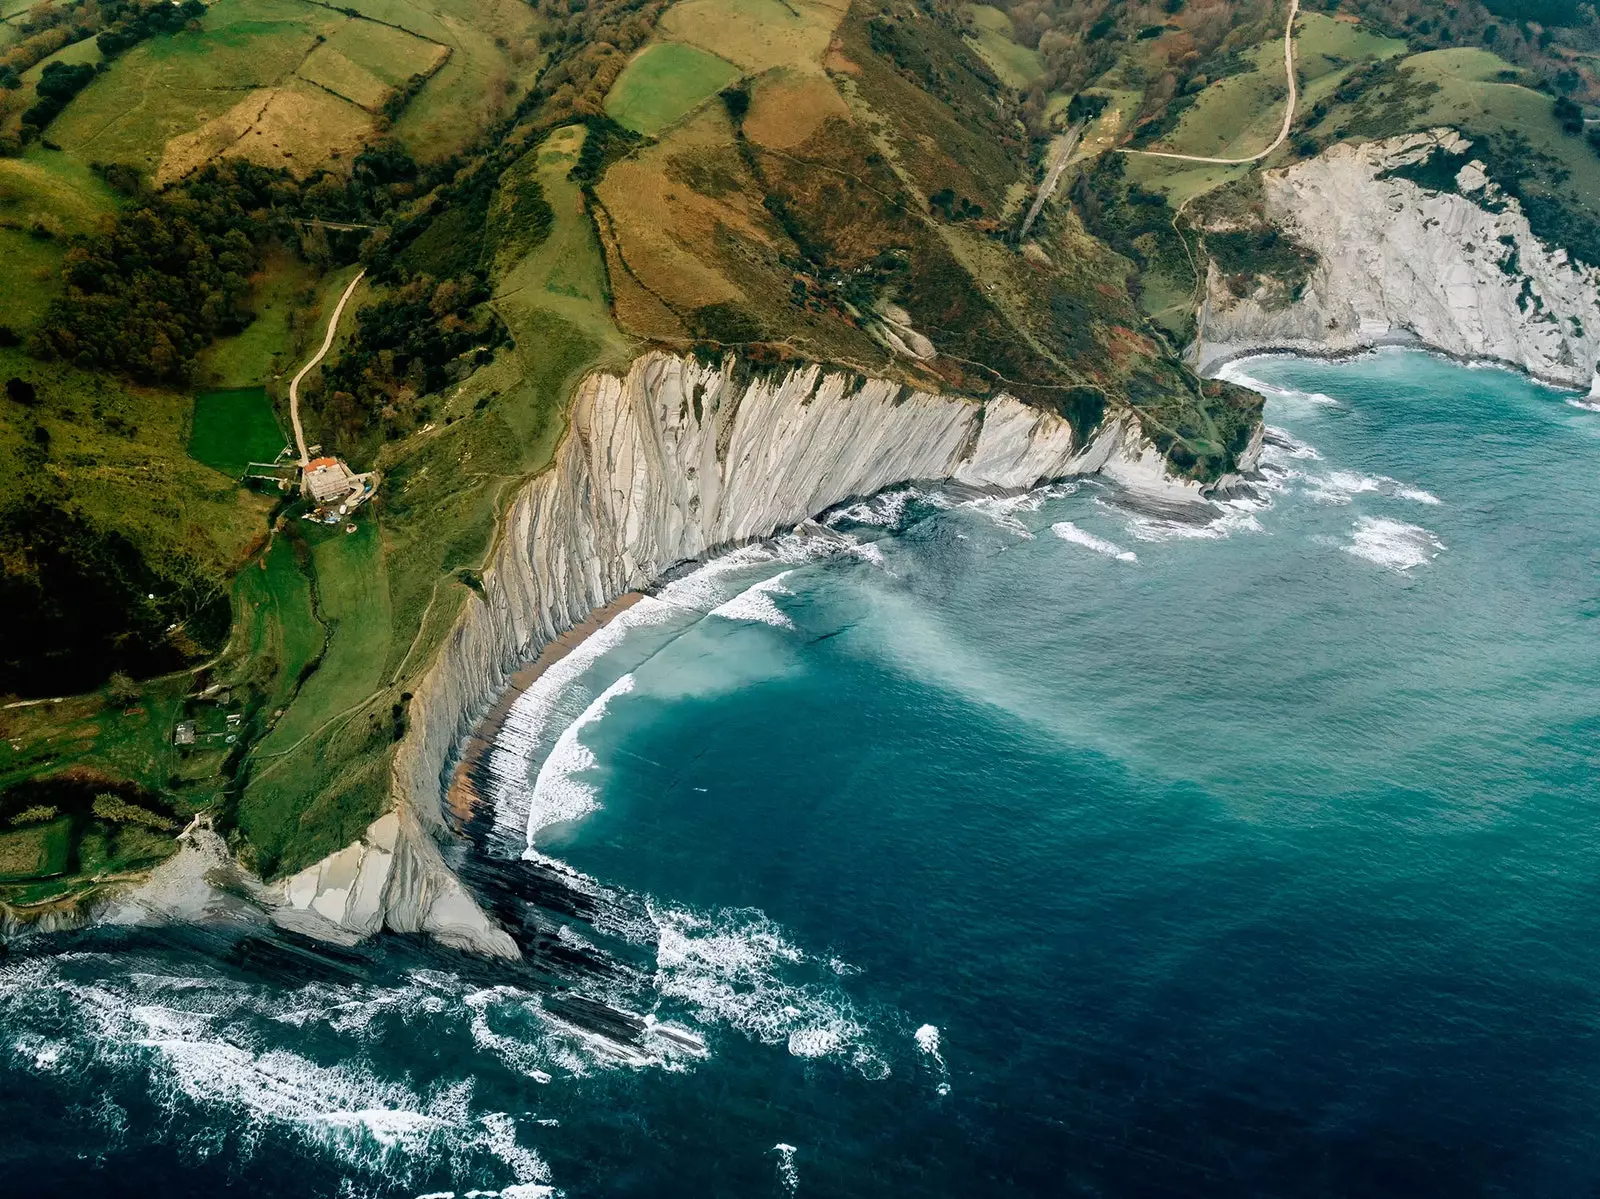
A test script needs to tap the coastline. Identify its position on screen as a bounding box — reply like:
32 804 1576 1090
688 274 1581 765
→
1197 335 1591 394
445 591 647 827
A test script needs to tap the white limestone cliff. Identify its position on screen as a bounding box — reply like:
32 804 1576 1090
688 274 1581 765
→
1195 129 1600 389
251 352 1210 956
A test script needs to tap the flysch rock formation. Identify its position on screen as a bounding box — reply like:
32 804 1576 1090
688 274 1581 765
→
157 352 1225 957
1196 128 1600 392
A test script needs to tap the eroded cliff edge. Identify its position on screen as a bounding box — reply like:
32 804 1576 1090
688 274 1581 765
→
249 351 1241 956
1195 129 1600 392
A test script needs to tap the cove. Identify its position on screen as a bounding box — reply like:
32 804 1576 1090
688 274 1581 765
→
2 350 1598 1199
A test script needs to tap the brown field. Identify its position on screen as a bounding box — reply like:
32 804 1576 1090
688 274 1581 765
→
296 45 393 111
596 107 769 317
658 0 846 72
743 68 850 149
158 82 374 184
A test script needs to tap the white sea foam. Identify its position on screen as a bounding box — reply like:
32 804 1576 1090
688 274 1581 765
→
0 954 577 1188
658 543 783 610
826 487 917 527
651 906 882 1076
773 1143 800 1194
1567 396 1600 412
915 1023 952 1094
484 597 676 842
1261 425 1323 461
1215 361 1339 406
523 673 635 846
1116 501 1264 543
958 482 1078 540
712 571 796 629
1051 521 1137 562
1303 470 1441 506
1342 516 1446 571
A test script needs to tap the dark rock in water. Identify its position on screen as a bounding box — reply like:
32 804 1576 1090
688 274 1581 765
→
1207 479 1264 505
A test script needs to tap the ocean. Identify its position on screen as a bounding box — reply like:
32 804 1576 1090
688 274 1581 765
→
4 349 1599 1198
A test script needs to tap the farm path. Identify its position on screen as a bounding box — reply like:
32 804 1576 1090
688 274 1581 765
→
1120 0 1299 166
1018 119 1083 243
289 268 365 466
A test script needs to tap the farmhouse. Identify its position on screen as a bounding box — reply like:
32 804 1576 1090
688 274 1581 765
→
303 456 357 504
300 455 379 520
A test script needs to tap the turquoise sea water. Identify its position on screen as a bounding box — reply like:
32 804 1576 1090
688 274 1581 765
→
3 350 1600 1197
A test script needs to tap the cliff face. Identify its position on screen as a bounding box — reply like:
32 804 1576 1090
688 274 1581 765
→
271 352 1209 955
1197 129 1600 391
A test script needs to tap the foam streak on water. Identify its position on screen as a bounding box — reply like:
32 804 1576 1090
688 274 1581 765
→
482 598 676 843
524 672 636 847
1051 521 1137 562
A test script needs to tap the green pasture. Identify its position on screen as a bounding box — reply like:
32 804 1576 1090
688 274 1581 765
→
0 818 72 881
604 42 742 136
0 148 117 332
190 387 288 477
963 4 1043 89
199 254 321 390
237 518 392 873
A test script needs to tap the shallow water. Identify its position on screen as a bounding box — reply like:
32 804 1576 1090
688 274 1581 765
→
5 350 1600 1197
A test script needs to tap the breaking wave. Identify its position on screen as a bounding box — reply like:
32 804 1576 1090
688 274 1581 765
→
773 1142 800 1194
1051 521 1137 562
1342 516 1446 571
711 571 796 629
1216 360 1339 406
0 953 560 1192
481 598 676 844
525 673 636 846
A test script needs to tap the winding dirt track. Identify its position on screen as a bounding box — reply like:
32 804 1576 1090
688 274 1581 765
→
1120 0 1299 166
290 268 366 466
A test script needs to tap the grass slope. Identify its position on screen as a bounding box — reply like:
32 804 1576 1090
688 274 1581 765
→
190 388 289 477
604 42 742 136
963 4 1043 90
0 148 118 334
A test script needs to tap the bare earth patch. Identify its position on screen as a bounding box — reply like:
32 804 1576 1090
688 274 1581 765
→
743 69 850 150
158 82 374 185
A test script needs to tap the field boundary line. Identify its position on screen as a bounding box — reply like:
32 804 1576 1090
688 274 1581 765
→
1119 0 1299 166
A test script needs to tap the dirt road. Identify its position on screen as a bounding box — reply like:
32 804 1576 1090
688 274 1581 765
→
289 269 365 466
1120 0 1299 167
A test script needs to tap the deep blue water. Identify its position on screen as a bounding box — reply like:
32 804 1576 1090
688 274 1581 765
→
4 351 1600 1198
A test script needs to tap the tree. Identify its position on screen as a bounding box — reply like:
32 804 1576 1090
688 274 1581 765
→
107 671 139 707
1554 94 1584 134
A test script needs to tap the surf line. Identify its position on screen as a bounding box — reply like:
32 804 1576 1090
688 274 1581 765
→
449 591 647 825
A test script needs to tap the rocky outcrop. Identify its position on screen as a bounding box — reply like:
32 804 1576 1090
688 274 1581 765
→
1196 129 1600 391
278 352 1211 956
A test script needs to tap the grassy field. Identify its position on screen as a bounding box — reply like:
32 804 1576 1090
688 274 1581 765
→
0 817 72 881
237 518 391 872
374 0 545 162
743 68 850 150
0 347 274 572
299 19 448 112
229 534 325 717
49 0 330 175
41 0 524 180
0 147 118 333
604 42 742 136
496 126 635 361
658 0 844 74
190 388 289 477
0 674 227 799
1123 13 1404 208
963 4 1043 90
198 252 322 390
1295 11 1407 92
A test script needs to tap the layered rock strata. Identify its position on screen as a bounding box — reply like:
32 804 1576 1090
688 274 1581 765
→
267 353 1218 955
1196 129 1600 391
